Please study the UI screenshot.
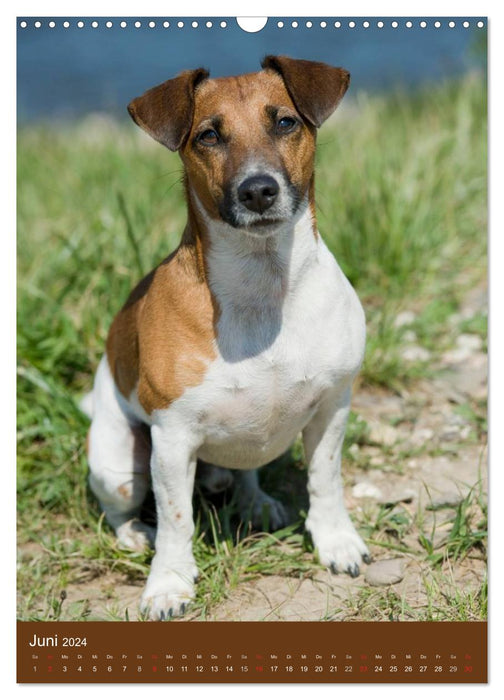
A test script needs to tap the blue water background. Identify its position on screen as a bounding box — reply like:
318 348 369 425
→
17 17 487 123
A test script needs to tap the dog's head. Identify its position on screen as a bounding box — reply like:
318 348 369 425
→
128 56 349 234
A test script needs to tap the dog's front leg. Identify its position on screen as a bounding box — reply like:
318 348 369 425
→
140 422 200 620
303 387 370 577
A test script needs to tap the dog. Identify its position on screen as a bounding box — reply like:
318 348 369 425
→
86 56 370 620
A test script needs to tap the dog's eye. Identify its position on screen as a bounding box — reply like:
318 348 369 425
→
197 129 219 146
276 117 298 134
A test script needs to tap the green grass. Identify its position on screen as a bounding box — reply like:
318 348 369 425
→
17 73 487 621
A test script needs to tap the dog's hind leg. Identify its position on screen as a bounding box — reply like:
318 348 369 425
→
234 470 288 532
87 356 155 552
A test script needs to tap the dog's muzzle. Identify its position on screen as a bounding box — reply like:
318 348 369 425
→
219 170 299 231
237 175 280 214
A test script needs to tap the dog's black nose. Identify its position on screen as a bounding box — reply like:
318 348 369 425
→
237 175 279 214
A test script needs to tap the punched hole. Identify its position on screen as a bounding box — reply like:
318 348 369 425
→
237 17 268 32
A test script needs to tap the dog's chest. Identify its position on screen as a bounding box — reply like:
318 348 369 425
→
196 325 335 465
176 241 365 468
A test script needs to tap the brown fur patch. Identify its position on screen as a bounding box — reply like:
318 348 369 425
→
117 484 132 500
106 233 218 414
261 56 350 128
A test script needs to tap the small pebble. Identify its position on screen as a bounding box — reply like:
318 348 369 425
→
352 482 383 500
348 444 360 459
440 426 462 442
401 345 431 362
460 425 472 440
456 333 483 351
394 311 416 328
426 491 465 510
402 330 417 343
365 559 406 586
410 428 434 447
378 489 416 506
442 347 472 364
369 422 399 447
448 413 469 426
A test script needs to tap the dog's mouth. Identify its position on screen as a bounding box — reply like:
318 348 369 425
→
219 209 288 234
247 217 283 228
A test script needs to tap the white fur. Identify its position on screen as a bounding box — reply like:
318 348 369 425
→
88 190 369 621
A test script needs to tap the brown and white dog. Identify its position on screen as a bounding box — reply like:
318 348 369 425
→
86 56 370 620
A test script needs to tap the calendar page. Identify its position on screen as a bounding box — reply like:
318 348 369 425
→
16 15 488 683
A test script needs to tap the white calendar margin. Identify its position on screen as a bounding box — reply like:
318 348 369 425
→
5 0 500 697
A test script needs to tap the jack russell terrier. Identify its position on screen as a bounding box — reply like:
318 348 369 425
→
86 56 370 620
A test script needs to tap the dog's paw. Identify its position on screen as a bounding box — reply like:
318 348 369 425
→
140 567 197 621
197 463 235 494
116 518 156 552
241 491 288 532
310 524 370 578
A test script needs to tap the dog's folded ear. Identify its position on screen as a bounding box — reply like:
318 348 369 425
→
127 68 209 151
261 56 350 128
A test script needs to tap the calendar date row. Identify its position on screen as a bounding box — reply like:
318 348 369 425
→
31 663 474 674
